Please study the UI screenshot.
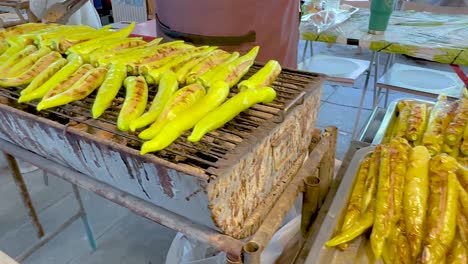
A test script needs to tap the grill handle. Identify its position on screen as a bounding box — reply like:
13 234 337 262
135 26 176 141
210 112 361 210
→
278 91 306 122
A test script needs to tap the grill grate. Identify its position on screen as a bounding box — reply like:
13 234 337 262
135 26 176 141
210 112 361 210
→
0 65 321 178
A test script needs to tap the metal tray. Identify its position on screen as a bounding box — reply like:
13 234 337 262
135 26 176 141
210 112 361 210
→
371 98 436 145
306 145 383 264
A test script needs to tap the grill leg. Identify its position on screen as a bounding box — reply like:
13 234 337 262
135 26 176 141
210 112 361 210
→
72 185 97 251
301 175 320 236
4 153 45 238
351 51 376 139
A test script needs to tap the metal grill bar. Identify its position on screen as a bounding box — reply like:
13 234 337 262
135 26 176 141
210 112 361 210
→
0 67 321 177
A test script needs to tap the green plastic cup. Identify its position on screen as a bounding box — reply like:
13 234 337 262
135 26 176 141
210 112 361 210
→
369 0 396 34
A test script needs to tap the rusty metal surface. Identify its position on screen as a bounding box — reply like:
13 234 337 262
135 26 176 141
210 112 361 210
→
0 66 323 237
3 153 45 238
0 137 246 259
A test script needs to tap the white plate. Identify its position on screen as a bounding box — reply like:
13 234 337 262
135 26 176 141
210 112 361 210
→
394 69 456 90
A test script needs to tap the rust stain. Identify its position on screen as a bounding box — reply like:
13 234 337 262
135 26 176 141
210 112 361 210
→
155 166 175 198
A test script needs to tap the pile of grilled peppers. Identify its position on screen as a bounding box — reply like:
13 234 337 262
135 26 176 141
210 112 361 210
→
389 92 468 167
326 139 468 264
0 23 283 154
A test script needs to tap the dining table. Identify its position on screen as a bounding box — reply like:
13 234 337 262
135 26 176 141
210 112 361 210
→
300 8 468 66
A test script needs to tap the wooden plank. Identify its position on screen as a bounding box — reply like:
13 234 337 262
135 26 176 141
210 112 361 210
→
0 251 18 264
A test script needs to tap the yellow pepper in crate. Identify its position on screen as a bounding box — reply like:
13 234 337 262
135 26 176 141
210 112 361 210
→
117 76 148 132
37 67 108 111
0 52 62 87
406 103 428 143
403 146 430 260
446 233 467 264
43 64 94 100
422 95 450 155
18 54 83 103
92 63 127 118
141 81 230 154
445 94 468 146
422 154 458 264
130 71 178 132
188 86 276 142
238 60 281 91
138 83 206 140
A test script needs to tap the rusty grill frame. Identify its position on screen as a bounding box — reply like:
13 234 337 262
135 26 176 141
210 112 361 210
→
0 65 320 180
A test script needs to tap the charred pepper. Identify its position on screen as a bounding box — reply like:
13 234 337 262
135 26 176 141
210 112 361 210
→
42 64 94 100
406 103 428 143
445 95 468 146
0 45 37 74
422 95 450 155
185 51 234 84
20 57 67 97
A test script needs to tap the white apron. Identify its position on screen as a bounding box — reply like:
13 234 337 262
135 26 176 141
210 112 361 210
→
30 0 102 28
155 0 300 68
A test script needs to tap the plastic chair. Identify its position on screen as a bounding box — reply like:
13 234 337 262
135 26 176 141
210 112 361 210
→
375 2 468 103
298 52 377 139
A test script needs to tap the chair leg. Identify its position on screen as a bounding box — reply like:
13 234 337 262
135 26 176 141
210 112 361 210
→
310 41 314 57
373 52 380 107
352 51 377 140
302 40 309 62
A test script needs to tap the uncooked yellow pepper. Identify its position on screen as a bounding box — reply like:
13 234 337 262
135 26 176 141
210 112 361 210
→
238 60 281 91
140 81 230 154
188 86 276 142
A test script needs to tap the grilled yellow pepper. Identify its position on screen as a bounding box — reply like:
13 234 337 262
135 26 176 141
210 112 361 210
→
422 95 450 155
175 50 223 84
93 38 162 67
371 139 409 260
87 37 145 64
18 54 83 103
5 47 51 78
141 81 230 154
67 22 136 55
138 83 206 140
92 63 127 118
325 208 374 247
144 47 217 84
406 103 428 143
393 101 412 138
20 57 67 97
200 46 259 88
0 23 55 40
130 71 178 132
422 154 459 264
37 67 107 111
0 40 7 55
461 124 468 156
404 146 430 260
358 147 380 214
0 45 37 74
188 86 276 141
117 76 148 132
185 51 234 84
0 44 26 65
238 60 281 91
0 51 62 87
54 25 114 53
445 96 468 146
43 64 94 100
446 233 467 264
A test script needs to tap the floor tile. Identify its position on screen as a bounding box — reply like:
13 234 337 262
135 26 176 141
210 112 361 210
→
326 85 375 110
321 84 337 101
317 102 372 134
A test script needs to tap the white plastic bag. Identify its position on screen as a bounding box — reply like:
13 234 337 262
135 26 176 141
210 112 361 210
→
165 199 302 264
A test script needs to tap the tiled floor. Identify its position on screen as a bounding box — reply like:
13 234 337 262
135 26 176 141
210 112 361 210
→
0 40 466 263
